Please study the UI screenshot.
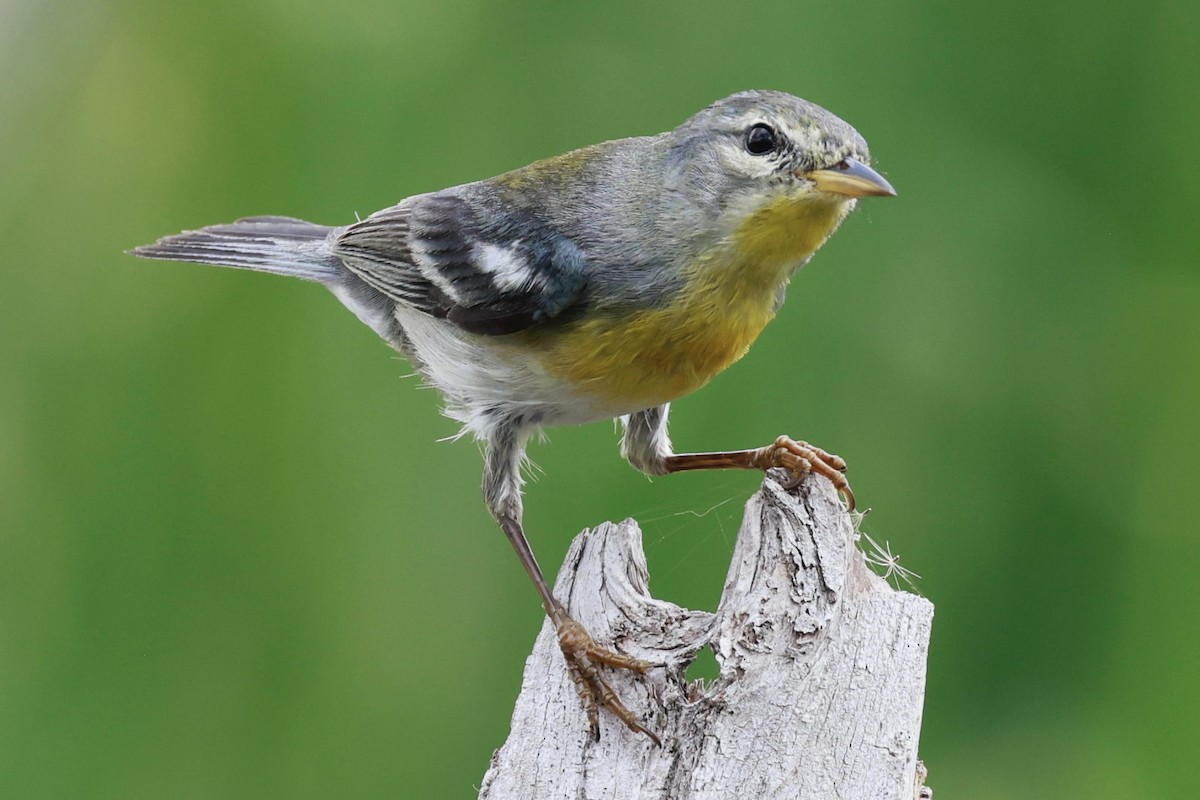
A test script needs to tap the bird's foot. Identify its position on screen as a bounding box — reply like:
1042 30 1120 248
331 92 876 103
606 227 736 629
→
751 435 855 510
554 613 661 747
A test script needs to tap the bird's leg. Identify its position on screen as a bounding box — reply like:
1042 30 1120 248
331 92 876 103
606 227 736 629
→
621 405 855 510
485 420 660 745
496 515 660 746
665 436 854 510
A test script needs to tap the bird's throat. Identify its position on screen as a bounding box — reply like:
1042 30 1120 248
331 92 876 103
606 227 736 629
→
534 196 849 412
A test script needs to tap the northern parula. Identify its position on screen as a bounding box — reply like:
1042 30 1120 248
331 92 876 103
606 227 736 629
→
134 89 895 744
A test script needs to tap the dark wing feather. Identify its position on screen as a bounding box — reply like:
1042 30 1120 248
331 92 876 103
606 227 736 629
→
332 205 452 315
333 192 588 336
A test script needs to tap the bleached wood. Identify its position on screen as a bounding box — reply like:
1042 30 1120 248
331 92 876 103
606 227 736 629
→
478 475 934 800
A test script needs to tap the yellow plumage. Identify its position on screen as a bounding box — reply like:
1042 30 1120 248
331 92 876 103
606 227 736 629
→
536 195 849 410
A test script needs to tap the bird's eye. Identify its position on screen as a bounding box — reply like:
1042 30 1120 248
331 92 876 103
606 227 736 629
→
745 123 778 155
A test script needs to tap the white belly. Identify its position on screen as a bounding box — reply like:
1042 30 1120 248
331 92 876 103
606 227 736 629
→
392 307 612 437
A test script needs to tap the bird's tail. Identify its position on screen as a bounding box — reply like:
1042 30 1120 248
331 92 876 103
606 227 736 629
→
131 215 343 283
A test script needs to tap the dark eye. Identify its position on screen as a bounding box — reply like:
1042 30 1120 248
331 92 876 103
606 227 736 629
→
745 123 777 155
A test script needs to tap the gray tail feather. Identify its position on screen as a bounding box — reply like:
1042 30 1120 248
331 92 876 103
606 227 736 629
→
131 215 343 283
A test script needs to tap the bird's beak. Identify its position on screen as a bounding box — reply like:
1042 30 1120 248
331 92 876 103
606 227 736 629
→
802 158 896 198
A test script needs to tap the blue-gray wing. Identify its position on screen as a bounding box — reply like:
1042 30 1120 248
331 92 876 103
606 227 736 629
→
331 192 588 335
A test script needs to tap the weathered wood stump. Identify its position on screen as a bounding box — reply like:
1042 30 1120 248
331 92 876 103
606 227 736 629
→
479 475 934 800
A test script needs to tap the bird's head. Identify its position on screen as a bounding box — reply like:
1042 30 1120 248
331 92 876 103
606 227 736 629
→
664 89 895 267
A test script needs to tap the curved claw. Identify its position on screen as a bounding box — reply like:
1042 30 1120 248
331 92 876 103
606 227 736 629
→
755 435 856 511
555 616 662 746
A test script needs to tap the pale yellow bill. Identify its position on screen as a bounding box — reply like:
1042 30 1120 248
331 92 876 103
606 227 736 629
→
803 158 896 198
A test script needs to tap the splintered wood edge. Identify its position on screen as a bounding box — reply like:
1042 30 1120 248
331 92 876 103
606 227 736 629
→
479 475 935 800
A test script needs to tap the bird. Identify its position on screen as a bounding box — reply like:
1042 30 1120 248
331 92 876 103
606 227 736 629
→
132 89 895 745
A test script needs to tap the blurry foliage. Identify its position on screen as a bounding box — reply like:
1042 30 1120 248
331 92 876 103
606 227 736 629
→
1 0 1197 797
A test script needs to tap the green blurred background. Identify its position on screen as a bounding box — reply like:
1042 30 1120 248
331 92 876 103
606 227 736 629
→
3 0 1197 796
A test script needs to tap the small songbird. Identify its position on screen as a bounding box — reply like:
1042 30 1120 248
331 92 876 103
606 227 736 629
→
133 89 895 744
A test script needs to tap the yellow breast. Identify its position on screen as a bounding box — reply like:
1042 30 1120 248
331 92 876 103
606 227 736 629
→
533 195 849 411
